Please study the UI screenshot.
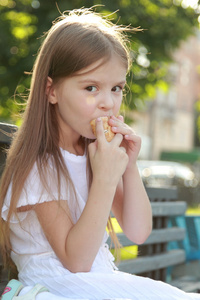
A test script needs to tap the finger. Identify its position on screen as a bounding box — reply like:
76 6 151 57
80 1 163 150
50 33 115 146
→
112 125 133 136
110 116 124 129
111 133 123 146
125 133 142 147
125 132 139 140
110 118 136 137
117 115 124 122
95 117 106 142
110 115 123 125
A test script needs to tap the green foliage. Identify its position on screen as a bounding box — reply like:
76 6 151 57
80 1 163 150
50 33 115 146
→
0 0 199 123
195 99 200 143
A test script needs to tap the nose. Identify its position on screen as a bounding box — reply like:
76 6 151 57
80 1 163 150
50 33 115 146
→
98 92 114 111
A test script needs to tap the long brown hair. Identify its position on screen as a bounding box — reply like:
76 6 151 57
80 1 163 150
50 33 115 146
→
0 7 138 267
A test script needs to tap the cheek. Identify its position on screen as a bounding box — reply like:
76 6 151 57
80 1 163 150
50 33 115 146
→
114 98 122 113
80 96 97 115
86 95 96 106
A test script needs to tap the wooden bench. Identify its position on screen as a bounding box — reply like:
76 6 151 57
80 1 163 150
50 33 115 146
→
0 122 17 176
109 187 200 293
109 187 187 282
0 123 18 292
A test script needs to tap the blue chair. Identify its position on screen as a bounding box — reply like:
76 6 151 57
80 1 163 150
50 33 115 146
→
168 215 200 261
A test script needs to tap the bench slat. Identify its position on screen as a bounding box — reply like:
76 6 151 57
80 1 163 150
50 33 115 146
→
118 249 186 274
145 186 177 201
151 201 187 216
0 123 17 144
113 227 185 247
110 201 186 219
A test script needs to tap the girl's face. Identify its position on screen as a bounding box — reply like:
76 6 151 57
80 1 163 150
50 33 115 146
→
48 55 127 144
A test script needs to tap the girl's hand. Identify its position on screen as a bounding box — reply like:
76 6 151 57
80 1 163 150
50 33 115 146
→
88 118 129 188
109 115 141 169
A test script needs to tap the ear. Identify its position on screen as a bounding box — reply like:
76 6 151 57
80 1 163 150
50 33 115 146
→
46 76 57 104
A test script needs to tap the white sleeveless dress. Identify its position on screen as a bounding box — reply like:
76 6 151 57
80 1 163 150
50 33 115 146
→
2 148 200 300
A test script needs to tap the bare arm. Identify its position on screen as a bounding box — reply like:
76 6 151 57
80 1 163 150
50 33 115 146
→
110 116 152 244
35 181 116 273
112 165 152 244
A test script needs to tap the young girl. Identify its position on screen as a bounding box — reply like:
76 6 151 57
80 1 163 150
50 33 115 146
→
0 7 200 300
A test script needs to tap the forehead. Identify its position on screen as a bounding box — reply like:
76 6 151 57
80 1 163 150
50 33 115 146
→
75 55 127 78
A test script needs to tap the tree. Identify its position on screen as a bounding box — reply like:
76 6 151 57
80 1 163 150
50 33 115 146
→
0 0 199 124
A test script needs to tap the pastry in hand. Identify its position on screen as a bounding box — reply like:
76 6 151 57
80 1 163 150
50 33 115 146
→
90 116 115 142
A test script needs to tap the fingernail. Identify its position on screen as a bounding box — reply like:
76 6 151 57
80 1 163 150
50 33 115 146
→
97 117 101 122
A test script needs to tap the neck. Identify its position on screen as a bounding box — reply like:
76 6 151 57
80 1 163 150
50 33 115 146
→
60 136 85 156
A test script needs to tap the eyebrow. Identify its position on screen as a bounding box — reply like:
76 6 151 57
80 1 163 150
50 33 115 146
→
78 79 126 85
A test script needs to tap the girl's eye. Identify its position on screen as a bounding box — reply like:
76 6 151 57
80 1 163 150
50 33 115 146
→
112 86 122 92
86 86 97 92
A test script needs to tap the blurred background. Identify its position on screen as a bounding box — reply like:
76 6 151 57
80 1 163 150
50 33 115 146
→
0 0 200 206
